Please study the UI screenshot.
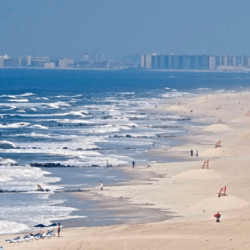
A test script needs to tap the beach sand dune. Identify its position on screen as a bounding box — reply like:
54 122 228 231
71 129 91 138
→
204 124 233 132
199 147 233 157
188 196 248 212
230 116 250 123
174 169 224 180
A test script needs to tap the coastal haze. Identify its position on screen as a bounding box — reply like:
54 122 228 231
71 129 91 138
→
1 1 250 250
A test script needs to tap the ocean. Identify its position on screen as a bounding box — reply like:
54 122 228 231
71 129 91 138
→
0 69 249 234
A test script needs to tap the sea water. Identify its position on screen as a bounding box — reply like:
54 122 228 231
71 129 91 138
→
0 69 249 234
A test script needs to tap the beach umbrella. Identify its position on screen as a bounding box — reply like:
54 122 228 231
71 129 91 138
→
33 224 46 233
47 223 57 227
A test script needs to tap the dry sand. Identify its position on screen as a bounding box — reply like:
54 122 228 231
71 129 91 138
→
3 90 250 249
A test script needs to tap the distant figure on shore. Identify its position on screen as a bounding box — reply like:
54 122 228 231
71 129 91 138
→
57 223 61 237
132 161 135 168
214 212 221 222
190 149 193 156
0 246 3 250
100 181 103 190
196 150 199 157
106 159 109 167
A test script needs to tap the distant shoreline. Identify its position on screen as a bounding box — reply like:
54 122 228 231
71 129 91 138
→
1 67 250 73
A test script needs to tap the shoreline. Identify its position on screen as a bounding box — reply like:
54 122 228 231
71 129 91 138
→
3 89 250 249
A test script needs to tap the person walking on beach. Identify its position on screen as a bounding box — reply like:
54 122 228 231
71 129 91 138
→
190 149 193 156
100 181 103 191
196 150 199 157
132 161 135 168
106 159 109 168
57 222 61 237
214 212 221 222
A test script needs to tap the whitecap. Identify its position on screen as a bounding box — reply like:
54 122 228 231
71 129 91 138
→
0 122 30 128
196 88 211 91
8 99 29 102
0 221 29 234
0 140 15 149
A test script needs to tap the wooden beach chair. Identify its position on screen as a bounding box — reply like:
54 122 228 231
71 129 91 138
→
218 186 227 197
215 140 221 148
202 159 209 169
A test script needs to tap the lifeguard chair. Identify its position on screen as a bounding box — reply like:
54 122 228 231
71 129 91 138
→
218 186 227 197
215 140 221 148
202 159 209 169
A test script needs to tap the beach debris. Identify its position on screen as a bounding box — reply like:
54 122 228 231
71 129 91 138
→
218 186 227 197
246 111 250 116
216 106 222 110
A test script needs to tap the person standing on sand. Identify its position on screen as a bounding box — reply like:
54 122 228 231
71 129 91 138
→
196 150 199 157
57 222 61 237
190 149 193 156
214 212 221 222
132 161 135 168
100 181 103 190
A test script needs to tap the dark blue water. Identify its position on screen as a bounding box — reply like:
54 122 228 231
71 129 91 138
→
1 69 250 95
0 69 250 234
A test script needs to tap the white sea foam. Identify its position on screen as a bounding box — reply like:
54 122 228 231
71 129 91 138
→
31 124 48 129
0 122 30 128
47 102 70 109
0 93 35 99
8 99 29 102
119 92 134 95
165 87 170 90
162 92 192 98
0 221 29 235
14 132 51 138
0 165 61 191
196 88 211 91
0 157 16 165
0 140 15 149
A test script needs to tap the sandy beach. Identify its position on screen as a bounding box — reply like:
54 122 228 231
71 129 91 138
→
3 90 250 249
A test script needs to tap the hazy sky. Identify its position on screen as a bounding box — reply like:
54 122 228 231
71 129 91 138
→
1 0 250 57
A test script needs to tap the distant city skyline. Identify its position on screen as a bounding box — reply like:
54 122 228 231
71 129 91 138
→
1 0 250 57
